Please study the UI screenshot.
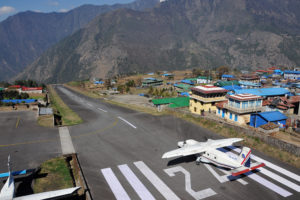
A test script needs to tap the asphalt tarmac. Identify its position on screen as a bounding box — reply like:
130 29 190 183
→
54 85 300 200
0 110 61 196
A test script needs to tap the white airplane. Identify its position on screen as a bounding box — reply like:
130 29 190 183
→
0 156 80 200
162 138 265 176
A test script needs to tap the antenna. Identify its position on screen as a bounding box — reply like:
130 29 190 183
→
8 155 11 172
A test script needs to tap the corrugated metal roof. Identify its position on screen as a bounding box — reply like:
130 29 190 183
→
222 85 242 91
1 99 36 103
239 81 261 87
222 74 234 78
214 80 240 87
234 88 289 97
152 97 189 108
284 70 300 74
258 111 287 121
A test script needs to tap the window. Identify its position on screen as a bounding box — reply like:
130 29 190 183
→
230 112 232 120
194 107 197 112
218 108 220 114
235 114 238 122
194 99 197 103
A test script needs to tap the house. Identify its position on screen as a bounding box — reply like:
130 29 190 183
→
221 74 235 81
233 88 290 99
221 85 242 92
239 81 261 89
162 73 174 79
283 70 300 80
152 97 189 110
189 85 227 114
94 81 104 85
197 76 212 84
142 78 163 87
181 79 195 85
174 83 193 92
240 74 260 83
21 87 43 94
250 111 287 128
216 93 263 125
214 80 240 87
263 96 300 115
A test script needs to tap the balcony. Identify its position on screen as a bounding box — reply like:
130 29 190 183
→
223 104 263 114
190 94 226 103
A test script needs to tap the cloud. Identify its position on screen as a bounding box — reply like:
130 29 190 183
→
59 9 68 13
49 1 59 6
0 6 16 16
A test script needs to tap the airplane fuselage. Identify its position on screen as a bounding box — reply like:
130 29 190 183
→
198 148 241 169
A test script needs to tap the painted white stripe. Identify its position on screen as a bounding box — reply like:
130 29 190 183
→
101 168 130 200
118 164 155 200
224 150 292 197
247 173 292 197
118 116 137 129
229 146 300 182
97 107 108 112
87 103 92 107
204 164 248 185
134 161 180 200
59 127 75 155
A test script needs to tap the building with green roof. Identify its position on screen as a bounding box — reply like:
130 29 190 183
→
152 97 190 108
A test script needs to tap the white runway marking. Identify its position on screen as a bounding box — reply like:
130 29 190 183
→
118 116 137 129
118 164 155 200
247 173 292 197
224 150 293 197
204 164 248 185
229 146 300 182
165 166 217 200
87 103 92 107
101 168 130 200
97 107 108 112
59 126 75 155
134 161 180 200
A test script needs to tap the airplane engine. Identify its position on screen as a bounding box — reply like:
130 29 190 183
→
178 139 198 148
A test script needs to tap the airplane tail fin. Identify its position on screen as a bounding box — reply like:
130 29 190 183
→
238 147 251 167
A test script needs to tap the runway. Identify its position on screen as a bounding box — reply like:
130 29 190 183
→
54 85 300 200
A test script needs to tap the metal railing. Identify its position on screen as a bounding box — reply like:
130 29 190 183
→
223 104 262 114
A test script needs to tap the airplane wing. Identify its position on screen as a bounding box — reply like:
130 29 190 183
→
207 138 243 149
162 138 243 159
162 144 207 158
13 187 80 200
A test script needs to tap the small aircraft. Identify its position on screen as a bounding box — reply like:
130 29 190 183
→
0 156 80 200
162 138 265 176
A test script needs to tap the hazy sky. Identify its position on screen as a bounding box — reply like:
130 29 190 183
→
0 0 135 21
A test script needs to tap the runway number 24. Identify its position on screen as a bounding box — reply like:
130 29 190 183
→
164 166 217 200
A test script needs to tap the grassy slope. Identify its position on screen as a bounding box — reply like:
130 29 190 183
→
48 85 82 126
33 157 73 193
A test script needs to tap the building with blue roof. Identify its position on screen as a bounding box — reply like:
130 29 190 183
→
222 85 242 91
221 74 235 81
181 79 195 85
1 99 37 104
94 81 104 85
239 81 261 89
283 70 300 80
250 111 287 128
233 88 289 98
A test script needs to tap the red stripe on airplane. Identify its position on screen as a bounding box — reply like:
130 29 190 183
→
241 149 251 165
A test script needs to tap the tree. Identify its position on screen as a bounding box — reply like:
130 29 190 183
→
192 68 202 77
148 86 153 95
136 78 142 86
104 79 111 89
216 66 230 79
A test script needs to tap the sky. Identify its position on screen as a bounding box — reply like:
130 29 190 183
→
0 0 135 21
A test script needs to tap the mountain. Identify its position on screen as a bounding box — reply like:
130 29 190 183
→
0 0 160 81
19 0 300 83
